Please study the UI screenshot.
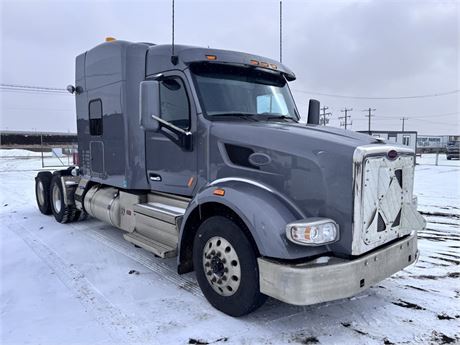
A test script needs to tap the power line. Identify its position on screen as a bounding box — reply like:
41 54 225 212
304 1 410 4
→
362 108 376 134
339 108 353 129
0 83 69 95
352 111 458 120
1 83 67 92
292 89 459 100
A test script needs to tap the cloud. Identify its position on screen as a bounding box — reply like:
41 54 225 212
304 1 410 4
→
1 0 458 134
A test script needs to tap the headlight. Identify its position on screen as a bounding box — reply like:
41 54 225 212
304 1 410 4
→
286 218 339 246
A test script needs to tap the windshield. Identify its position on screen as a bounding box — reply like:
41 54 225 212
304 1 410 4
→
191 63 298 121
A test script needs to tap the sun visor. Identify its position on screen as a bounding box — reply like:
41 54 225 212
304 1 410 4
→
179 48 296 81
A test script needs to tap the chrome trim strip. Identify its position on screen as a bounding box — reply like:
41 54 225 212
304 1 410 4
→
107 191 119 227
353 144 414 163
209 177 306 218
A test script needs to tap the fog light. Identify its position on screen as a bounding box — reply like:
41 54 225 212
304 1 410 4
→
286 218 339 246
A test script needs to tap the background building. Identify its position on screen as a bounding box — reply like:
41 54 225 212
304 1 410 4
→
358 130 417 152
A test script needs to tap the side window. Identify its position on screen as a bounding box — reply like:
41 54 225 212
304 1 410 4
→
89 99 103 136
256 94 288 115
160 77 190 129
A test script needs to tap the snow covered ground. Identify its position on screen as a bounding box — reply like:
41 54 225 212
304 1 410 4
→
0 151 459 345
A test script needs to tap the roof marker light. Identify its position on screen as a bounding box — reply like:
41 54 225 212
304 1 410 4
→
105 37 116 42
206 55 217 60
250 60 259 65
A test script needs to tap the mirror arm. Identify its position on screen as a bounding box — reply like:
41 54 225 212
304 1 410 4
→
151 115 192 151
151 115 191 136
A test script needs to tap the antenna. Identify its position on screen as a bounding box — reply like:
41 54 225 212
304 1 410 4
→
171 0 178 65
279 0 283 63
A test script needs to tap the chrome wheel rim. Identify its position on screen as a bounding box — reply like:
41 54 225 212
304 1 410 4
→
37 181 45 205
52 184 61 213
203 236 241 296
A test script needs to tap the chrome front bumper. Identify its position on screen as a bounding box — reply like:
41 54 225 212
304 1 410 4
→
258 233 418 305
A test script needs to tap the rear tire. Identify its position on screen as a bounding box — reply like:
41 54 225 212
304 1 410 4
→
50 174 77 224
193 216 267 316
35 172 52 215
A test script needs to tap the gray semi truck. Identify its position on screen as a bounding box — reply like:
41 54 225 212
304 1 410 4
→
34 39 425 316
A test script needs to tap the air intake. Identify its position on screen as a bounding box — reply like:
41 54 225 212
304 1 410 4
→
224 144 258 169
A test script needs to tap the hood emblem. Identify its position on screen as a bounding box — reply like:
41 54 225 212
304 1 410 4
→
249 152 272 166
387 150 398 160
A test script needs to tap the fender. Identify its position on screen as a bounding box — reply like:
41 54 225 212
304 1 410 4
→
178 178 331 273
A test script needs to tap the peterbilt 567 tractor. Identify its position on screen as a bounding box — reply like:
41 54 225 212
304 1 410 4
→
34 39 425 316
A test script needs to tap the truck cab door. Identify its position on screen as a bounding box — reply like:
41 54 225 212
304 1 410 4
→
144 71 197 196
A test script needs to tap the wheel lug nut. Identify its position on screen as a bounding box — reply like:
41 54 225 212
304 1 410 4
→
217 279 222 284
222 276 227 281
217 252 221 257
224 268 228 273
221 258 226 263
206 271 212 276
205 262 210 267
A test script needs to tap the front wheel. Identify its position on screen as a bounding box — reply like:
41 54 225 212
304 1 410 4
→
193 216 267 316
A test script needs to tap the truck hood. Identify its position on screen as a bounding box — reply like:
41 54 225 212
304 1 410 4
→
207 120 383 256
209 120 378 159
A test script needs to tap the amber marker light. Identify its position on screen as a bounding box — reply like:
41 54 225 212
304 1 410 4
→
260 62 269 68
270 64 278 70
213 188 225 196
187 176 195 188
206 55 217 60
105 37 116 42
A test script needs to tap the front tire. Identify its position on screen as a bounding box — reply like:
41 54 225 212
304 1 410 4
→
193 216 267 316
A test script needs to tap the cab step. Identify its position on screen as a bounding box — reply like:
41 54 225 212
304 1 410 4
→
133 202 185 225
127 192 191 258
123 231 176 258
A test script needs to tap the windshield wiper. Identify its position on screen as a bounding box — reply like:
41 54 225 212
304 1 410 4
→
210 112 260 122
264 114 297 122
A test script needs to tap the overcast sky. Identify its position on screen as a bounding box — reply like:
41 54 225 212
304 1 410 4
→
0 0 458 135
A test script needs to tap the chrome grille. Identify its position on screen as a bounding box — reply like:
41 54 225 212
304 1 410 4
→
352 145 425 255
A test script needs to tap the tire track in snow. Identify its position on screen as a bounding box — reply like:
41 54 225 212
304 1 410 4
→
7 223 148 344
81 227 204 297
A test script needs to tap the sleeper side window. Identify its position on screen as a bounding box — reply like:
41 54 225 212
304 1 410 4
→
89 99 103 136
159 77 190 129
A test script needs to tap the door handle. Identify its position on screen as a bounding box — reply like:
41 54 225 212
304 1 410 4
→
149 173 162 181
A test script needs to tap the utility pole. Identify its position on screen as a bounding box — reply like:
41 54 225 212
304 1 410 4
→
320 106 332 126
339 108 353 129
401 117 408 132
362 108 376 134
